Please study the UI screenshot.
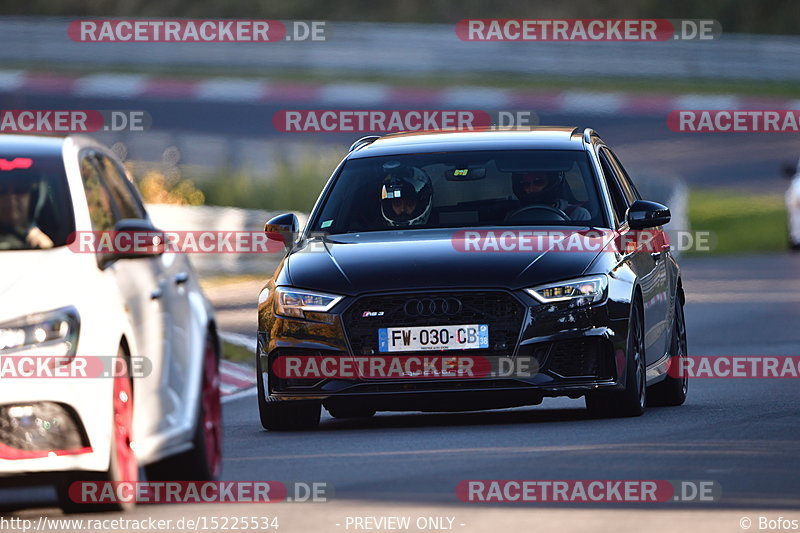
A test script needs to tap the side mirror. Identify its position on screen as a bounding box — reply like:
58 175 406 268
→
626 200 671 229
264 213 299 250
98 218 164 268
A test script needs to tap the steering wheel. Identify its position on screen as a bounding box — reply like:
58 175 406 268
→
505 204 570 223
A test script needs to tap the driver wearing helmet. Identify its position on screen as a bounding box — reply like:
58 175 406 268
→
380 161 433 227
0 175 53 249
510 170 591 221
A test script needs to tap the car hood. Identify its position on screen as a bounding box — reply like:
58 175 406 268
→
285 228 610 295
0 247 85 322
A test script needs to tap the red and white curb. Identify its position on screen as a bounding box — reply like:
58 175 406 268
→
3 69 799 116
218 331 258 402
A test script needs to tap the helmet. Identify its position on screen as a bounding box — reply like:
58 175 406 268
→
380 161 433 227
511 171 564 205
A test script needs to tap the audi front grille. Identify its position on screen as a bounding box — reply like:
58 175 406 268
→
342 291 525 359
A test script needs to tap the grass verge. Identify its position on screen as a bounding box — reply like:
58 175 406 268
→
688 189 789 254
221 340 254 364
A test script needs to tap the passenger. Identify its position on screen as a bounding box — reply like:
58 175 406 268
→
510 171 591 221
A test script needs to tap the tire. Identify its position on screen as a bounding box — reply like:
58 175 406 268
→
257 352 320 431
648 298 688 407
145 332 222 481
57 349 137 513
327 405 376 419
585 299 646 418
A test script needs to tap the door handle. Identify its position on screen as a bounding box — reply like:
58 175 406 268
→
175 272 189 285
150 287 163 300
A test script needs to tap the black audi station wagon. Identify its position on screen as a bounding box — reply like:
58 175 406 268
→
256 127 688 430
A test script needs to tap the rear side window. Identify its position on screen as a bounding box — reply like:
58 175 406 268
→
80 154 117 232
598 150 628 225
97 154 145 220
606 149 641 203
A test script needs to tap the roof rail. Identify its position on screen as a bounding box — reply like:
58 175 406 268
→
582 128 599 144
348 135 381 152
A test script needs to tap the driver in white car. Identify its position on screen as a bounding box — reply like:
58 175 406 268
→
0 175 54 249
510 171 591 221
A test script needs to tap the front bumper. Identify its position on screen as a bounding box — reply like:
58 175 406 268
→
258 289 631 410
0 377 112 478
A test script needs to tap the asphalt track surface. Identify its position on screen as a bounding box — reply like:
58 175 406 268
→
216 253 800 509
1 93 799 531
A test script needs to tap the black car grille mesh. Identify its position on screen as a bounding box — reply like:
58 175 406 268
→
342 291 525 357
546 338 612 378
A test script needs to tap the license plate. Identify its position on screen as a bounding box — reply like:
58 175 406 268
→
378 324 489 352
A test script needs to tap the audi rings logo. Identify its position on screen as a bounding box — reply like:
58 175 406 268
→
404 297 463 317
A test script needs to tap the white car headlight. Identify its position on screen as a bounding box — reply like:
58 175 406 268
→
525 275 608 305
0 306 80 356
274 287 343 318
258 287 270 306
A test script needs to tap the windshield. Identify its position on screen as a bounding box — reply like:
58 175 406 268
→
311 150 607 235
0 154 75 250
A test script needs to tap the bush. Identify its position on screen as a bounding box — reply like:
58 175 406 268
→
198 148 341 211
137 170 205 205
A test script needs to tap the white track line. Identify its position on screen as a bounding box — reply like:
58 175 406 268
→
219 330 258 401
222 386 258 404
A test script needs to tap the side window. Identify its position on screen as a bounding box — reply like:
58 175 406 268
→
598 149 628 225
563 162 588 202
607 149 641 202
80 154 117 231
97 155 145 220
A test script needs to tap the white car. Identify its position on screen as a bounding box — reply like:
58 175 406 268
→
787 158 800 250
0 134 221 512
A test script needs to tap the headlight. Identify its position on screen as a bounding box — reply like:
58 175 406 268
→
0 306 80 356
274 287 343 318
525 275 608 305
